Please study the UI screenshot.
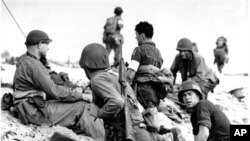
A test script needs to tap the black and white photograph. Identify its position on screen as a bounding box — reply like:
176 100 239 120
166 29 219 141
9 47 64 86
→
1 0 250 141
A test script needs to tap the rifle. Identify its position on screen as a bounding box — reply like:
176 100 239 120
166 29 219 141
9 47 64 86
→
118 40 134 141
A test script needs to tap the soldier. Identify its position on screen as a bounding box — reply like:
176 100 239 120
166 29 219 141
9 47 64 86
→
213 36 229 73
178 80 230 141
170 38 219 98
103 6 124 65
13 30 104 141
128 21 169 109
79 43 172 141
125 22 177 139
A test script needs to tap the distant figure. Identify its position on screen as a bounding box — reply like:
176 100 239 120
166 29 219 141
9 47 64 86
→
213 36 229 73
103 6 124 65
178 80 230 141
13 30 104 141
192 42 199 53
171 38 219 98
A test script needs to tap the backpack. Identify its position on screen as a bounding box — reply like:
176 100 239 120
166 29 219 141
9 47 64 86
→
104 17 117 34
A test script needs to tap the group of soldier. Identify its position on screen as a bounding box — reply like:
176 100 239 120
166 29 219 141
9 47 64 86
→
8 6 231 141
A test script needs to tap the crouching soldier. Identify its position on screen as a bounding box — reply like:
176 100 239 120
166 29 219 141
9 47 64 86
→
178 80 230 141
79 43 173 141
13 30 104 141
171 38 219 98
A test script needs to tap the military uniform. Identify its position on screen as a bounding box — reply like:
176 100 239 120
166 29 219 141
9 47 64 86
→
171 38 219 97
90 70 154 141
13 52 104 141
178 80 230 141
103 15 124 65
131 41 163 69
214 36 229 73
131 41 165 108
171 53 219 96
191 100 230 141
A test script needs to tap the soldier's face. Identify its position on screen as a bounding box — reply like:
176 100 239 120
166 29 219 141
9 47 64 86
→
179 50 191 60
217 39 224 46
182 90 200 108
39 43 49 58
135 32 143 45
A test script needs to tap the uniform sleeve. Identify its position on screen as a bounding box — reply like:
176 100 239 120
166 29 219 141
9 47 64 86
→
195 101 212 130
170 54 180 78
131 47 142 63
193 55 207 80
31 62 83 102
157 49 164 67
91 76 124 119
225 46 229 54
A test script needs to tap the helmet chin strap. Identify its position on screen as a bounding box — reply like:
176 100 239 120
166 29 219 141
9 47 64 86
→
187 51 193 60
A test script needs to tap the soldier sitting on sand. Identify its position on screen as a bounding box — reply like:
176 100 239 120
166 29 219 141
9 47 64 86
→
12 30 104 141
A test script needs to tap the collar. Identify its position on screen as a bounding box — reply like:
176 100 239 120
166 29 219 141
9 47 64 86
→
26 51 39 60
140 41 155 47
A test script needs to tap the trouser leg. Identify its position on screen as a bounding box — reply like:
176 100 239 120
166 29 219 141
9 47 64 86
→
197 80 217 99
136 83 160 109
113 44 120 65
133 125 155 141
78 103 105 141
46 101 105 141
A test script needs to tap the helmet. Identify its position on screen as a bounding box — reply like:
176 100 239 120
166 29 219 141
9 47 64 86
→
176 38 192 51
114 6 123 15
79 43 110 70
216 36 227 45
25 30 52 45
178 80 204 103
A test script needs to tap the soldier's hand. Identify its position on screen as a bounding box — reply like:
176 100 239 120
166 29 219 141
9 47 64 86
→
82 94 93 103
88 104 99 118
59 72 69 81
126 68 136 84
73 87 84 93
158 125 171 135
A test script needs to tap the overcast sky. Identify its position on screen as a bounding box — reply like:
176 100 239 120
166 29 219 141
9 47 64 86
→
1 0 249 72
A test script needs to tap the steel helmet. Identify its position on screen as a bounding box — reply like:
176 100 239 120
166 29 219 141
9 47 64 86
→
114 7 123 16
216 36 227 45
25 30 52 46
79 43 110 70
178 80 205 103
176 38 192 51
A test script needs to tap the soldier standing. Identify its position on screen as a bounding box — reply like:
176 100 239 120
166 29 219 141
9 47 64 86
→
103 6 124 65
213 36 229 73
128 21 165 109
